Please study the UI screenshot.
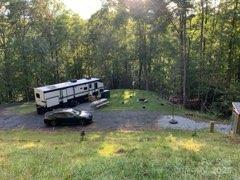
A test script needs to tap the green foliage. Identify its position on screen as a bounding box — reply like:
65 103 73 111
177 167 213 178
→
0 130 239 179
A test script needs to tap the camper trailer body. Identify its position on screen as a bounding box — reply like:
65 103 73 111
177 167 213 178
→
34 78 104 114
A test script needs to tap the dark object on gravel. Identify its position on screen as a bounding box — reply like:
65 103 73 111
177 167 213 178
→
142 106 146 109
169 118 178 124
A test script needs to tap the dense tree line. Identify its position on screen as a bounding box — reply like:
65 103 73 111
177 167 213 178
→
0 0 239 117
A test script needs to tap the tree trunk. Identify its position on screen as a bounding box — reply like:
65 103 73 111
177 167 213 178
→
55 50 60 82
138 62 143 89
2 32 13 102
3 49 13 101
144 63 149 90
180 1 187 106
200 0 206 110
226 38 234 85
238 57 240 81
226 0 238 86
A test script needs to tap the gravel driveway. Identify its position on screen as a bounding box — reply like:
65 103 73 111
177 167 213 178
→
0 103 231 133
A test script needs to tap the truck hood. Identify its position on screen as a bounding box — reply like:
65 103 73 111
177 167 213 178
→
79 111 92 118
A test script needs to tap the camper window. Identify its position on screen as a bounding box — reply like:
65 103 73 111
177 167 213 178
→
66 112 75 118
89 84 92 89
55 113 67 118
84 87 87 90
94 83 98 89
36 93 40 98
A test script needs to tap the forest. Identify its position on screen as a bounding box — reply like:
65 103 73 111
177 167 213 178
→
0 0 239 117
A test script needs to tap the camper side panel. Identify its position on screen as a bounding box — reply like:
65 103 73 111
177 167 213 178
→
74 85 83 97
45 90 60 108
61 89 67 103
67 87 74 100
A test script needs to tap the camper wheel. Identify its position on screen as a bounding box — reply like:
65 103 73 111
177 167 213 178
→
36 106 46 115
68 100 78 107
78 95 88 103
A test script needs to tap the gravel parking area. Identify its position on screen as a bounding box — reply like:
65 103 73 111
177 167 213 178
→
0 103 231 133
158 115 231 133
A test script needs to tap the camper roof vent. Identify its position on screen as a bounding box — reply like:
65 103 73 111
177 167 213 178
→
70 79 77 83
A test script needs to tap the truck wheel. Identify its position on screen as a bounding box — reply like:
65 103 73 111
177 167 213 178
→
88 119 93 124
44 119 50 126
50 120 57 127
37 107 45 115
69 100 77 107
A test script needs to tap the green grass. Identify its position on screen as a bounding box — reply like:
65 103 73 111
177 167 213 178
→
6 102 35 115
103 89 220 121
103 89 173 112
0 129 239 179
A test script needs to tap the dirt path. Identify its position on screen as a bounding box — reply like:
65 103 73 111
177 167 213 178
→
0 103 231 133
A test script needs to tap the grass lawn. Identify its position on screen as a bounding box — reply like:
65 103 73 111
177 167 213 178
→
5 102 35 115
103 89 220 121
102 89 173 112
0 130 239 179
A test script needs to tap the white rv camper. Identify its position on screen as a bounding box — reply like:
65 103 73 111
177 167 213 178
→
34 78 104 114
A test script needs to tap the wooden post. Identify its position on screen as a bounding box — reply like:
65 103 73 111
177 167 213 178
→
232 102 240 134
210 121 215 133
